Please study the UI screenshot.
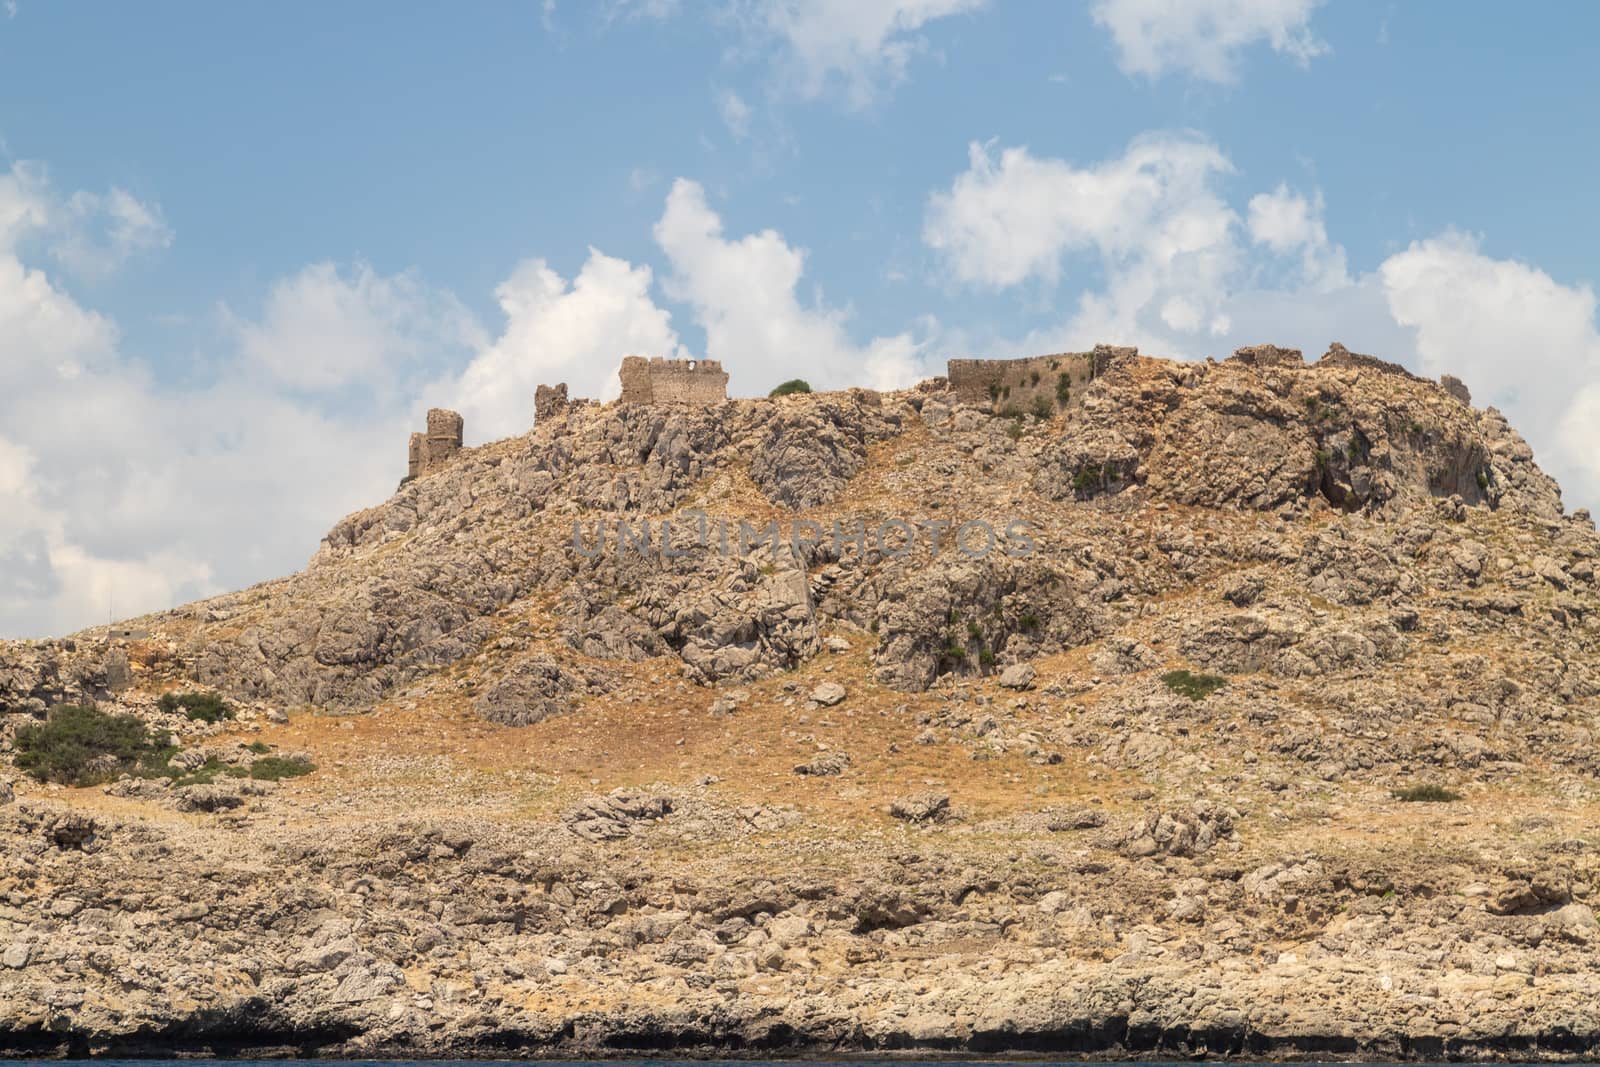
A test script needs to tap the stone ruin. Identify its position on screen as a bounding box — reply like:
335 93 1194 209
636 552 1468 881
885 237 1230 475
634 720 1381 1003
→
535 382 569 422
406 408 463 481
945 345 1133 409
618 356 729 405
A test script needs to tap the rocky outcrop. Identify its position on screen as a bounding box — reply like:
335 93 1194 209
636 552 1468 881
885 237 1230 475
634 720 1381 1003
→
5 343 1600 1057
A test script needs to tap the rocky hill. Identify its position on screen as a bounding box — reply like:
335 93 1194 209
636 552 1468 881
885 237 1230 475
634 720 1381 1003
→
2 343 1599 1059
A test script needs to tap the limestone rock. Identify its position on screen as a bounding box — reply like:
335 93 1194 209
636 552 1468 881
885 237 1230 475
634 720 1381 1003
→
997 662 1037 690
889 792 950 823
809 682 847 706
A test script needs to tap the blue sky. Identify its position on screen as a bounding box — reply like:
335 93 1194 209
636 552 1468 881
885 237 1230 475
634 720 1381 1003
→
3 0 1600 637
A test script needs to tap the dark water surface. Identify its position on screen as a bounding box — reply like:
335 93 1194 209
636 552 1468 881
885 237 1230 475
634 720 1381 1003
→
10 1062 1593 1066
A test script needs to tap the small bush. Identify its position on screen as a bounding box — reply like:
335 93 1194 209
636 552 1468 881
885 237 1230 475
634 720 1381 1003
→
1029 370 1041 386
942 644 967 661
1072 464 1104 493
1030 394 1054 420
1018 611 1040 632
769 378 812 397
168 757 248 788
1393 784 1462 803
966 620 982 640
1056 372 1071 405
978 648 996 667
157 691 234 724
248 755 317 781
1005 421 1023 442
1161 669 1228 701
244 741 271 755
999 402 1024 420
988 382 1001 402
14 704 172 786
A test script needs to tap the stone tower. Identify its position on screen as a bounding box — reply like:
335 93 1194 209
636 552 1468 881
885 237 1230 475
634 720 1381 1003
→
405 408 464 480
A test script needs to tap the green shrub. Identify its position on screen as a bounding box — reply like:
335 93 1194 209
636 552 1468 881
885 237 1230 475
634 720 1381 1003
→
1018 611 1040 632
168 757 248 788
1072 464 1104 493
769 378 812 397
978 648 996 667
1030 394 1054 420
244 741 271 755
1056 372 1071 405
1161 669 1228 701
1029 370 1041 386
1005 421 1023 442
14 704 173 786
157 691 234 724
942 644 967 661
988 382 1001 402
1393 784 1462 803
248 755 317 781
999 402 1024 420
966 620 982 640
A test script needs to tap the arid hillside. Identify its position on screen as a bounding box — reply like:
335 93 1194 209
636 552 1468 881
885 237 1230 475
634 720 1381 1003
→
2 343 1599 1060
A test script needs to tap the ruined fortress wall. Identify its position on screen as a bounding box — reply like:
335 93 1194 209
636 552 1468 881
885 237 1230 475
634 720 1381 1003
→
1317 342 1425 382
947 351 1106 409
618 356 729 404
405 408 464 481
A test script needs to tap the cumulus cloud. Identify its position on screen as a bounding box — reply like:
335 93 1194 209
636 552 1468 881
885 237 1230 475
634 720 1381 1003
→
445 251 685 440
0 161 171 280
234 262 484 392
924 135 1240 342
1380 231 1600 506
655 178 927 393
1091 0 1326 82
0 162 466 637
922 136 1600 513
731 0 988 107
1246 183 1348 289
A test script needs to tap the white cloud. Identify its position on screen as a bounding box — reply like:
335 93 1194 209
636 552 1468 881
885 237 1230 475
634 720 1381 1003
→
655 178 927 392
445 250 685 440
922 136 1600 513
0 161 171 280
0 162 470 638
1380 231 1600 505
1091 0 1326 82
234 262 484 392
52 187 174 280
1247 183 1347 289
925 135 1240 344
732 0 988 108
718 89 753 139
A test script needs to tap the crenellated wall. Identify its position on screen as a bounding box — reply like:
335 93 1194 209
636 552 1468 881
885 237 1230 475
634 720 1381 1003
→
618 356 729 405
945 345 1134 409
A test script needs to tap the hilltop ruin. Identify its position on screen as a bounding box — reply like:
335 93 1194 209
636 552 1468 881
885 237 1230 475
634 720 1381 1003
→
618 355 730 405
405 408 464 482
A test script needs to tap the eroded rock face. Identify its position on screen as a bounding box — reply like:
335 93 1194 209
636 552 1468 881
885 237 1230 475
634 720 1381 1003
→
475 654 609 727
4 344 1584 720
3 345 1600 1060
